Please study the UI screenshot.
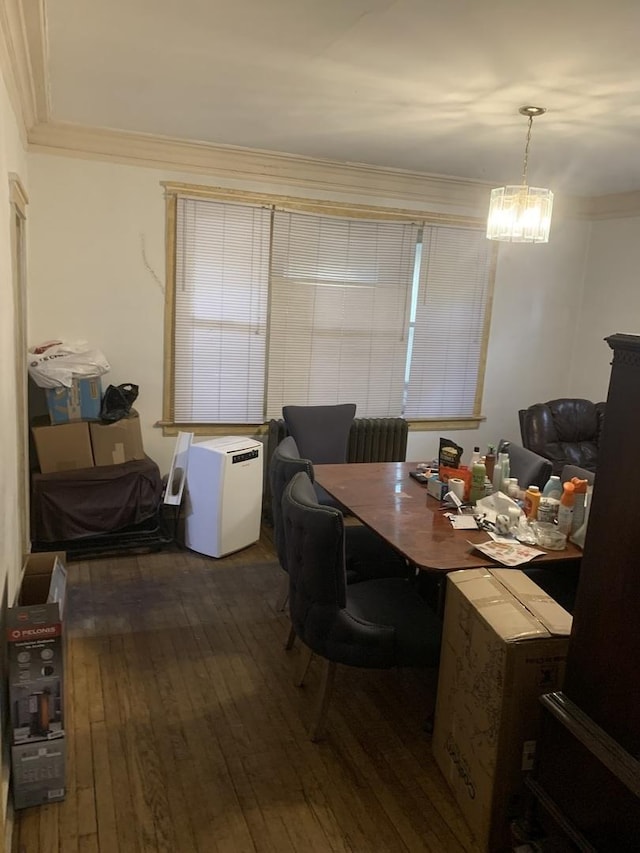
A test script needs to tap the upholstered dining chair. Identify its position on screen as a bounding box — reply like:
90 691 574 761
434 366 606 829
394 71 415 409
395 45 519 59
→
269 437 409 649
282 403 356 508
282 403 356 464
281 470 442 742
497 439 553 490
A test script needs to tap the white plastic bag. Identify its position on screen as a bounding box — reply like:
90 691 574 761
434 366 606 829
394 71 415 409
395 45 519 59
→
27 339 111 388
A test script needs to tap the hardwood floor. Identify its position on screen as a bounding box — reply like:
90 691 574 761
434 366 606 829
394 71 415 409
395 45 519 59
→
13 531 481 853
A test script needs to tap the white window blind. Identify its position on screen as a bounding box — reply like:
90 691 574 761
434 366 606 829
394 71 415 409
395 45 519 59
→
404 225 493 419
173 198 271 422
266 211 419 419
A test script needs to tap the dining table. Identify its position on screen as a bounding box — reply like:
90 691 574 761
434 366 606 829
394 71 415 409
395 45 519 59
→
313 461 583 574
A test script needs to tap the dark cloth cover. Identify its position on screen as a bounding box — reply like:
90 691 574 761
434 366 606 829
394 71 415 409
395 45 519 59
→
31 456 163 542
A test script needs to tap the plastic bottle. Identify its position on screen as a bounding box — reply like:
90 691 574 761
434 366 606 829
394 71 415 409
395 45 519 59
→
492 458 503 493
499 452 510 492
542 475 562 500
557 481 575 535
484 445 496 481
523 485 541 519
470 446 481 467
470 459 486 503
570 478 589 534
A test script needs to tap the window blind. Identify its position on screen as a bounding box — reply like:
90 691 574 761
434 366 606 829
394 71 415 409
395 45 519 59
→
173 198 271 422
404 225 493 419
266 211 418 419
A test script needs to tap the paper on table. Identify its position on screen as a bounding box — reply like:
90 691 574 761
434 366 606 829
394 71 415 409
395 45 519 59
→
469 539 545 567
448 514 479 530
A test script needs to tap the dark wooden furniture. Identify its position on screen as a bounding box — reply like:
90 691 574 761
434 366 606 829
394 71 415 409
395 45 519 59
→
524 333 640 850
314 461 583 573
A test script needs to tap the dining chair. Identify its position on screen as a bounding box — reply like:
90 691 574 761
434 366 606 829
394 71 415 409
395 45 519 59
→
498 439 553 490
270 436 408 580
281 470 442 741
269 437 410 652
282 403 356 464
282 403 356 509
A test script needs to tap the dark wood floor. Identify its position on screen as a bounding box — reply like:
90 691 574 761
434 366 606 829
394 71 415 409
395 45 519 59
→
13 530 481 853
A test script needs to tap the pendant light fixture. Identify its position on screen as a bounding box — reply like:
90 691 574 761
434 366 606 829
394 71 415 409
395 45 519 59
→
486 106 554 243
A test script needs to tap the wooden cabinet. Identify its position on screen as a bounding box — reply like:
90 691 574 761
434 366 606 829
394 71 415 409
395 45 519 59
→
527 334 640 850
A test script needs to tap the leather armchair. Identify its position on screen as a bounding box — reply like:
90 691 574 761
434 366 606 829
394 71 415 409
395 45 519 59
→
519 398 605 476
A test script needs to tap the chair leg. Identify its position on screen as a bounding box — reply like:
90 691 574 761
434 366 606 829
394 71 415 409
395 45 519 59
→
276 576 289 612
284 623 296 651
295 645 314 687
310 659 337 742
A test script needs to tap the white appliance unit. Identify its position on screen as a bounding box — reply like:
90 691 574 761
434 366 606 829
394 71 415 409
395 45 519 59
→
184 436 263 558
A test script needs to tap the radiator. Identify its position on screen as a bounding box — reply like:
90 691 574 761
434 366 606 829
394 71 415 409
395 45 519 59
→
267 416 407 467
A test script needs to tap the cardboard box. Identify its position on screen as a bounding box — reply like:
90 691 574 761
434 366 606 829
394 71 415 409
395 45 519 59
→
12 738 66 809
432 568 572 852
8 553 67 746
45 376 102 424
32 421 94 473
89 409 145 466
427 476 448 500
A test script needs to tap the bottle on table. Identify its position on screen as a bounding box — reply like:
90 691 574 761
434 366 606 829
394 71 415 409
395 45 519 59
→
570 477 589 534
492 457 503 493
524 485 541 519
470 446 481 467
499 452 510 492
557 481 576 535
542 475 562 500
484 445 496 481
470 459 487 503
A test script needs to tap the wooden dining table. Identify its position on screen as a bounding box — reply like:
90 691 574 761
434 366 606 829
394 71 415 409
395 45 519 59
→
313 461 583 574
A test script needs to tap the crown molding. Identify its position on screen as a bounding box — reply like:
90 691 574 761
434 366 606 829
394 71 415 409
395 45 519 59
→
0 0 48 137
25 119 640 221
27 119 501 212
580 190 640 220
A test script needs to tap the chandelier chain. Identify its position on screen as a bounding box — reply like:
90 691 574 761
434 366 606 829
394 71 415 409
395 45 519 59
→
521 115 534 186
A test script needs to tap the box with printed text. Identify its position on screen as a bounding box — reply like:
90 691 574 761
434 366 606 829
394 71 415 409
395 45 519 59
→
45 376 102 424
432 568 572 852
8 553 67 747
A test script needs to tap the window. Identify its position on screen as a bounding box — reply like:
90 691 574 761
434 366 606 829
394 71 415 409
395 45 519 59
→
164 185 495 431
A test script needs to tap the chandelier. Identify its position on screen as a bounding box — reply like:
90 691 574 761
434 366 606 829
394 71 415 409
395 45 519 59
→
486 106 554 243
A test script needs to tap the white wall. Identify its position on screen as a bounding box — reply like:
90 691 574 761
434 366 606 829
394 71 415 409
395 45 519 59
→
568 216 640 400
27 152 595 474
0 65 29 845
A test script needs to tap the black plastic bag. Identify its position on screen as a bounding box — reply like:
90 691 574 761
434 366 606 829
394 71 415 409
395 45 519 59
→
100 383 139 423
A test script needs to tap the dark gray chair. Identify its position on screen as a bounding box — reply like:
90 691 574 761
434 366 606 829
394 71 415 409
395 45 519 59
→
282 403 356 464
282 403 356 509
269 438 408 592
498 439 553 490
282 470 442 741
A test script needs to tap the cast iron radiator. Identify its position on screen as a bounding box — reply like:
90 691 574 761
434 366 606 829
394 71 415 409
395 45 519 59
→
263 416 408 519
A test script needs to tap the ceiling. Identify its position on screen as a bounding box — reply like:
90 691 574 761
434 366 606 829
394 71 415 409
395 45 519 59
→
35 0 640 196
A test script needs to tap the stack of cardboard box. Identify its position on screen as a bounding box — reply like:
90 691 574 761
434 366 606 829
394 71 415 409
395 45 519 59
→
31 376 145 473
8 553 68 809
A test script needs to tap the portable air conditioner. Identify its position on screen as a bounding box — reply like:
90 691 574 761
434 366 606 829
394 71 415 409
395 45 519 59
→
184 436 263 558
